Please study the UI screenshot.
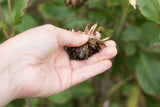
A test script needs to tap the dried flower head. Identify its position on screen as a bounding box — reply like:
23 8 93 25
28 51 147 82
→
65 0 87 8
64 22 110 60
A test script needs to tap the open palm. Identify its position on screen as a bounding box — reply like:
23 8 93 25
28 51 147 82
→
2 25 117 99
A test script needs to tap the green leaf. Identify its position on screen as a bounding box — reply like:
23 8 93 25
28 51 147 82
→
8 99 25 107
0 2 8 30
121 26 142 41
48 90 71 104
138 22 160 50
12 0 29 25
70 82 93 99
15 14 38 32
137 0 160 24
108 0 119 7
5 103 14 107
141 23 160 41
0 0 28 26
126 54 139 72
38 1 74 20
124 42 136 56
136 53 160 97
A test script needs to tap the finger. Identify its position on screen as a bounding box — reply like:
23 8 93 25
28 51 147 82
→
95 31 101 39
55 27 88 47
104 40 116 47
71 45 117 70
71 60 112 86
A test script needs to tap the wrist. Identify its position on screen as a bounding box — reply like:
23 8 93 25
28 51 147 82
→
0 42 22 106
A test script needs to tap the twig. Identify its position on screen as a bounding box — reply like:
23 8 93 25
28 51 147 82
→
25 98 31 107
114 12 127 40
107 75 134 98
0 4 9 38
101 69 111 101
0 4 7 25
148 45 160 50
7 0 14 37
106 0 110 6
3 29 9 39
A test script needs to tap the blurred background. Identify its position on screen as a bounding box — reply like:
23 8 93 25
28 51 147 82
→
0 0 160 107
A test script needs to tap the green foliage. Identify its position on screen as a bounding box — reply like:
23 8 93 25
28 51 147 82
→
48 90 71 104
121 26 142 41
136 53 160 97
0 0 29 38
15 14 38 32
0 0 160 106
12 0 29 25
70 82 93 98
138 22 160 50
23 98 39 107
137 0 160 24
38 1 74 20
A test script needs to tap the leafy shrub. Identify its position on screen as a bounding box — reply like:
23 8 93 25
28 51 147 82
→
1 0 160 107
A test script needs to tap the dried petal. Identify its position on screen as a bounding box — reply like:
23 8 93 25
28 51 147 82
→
88 22 97 35
129 0 136 9
64 23 107 60
65 0 87 8
65 0 71 6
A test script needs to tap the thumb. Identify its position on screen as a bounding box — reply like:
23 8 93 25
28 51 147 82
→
55 27 88 47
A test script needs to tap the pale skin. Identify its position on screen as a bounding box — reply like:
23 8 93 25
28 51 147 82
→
0 24 117 106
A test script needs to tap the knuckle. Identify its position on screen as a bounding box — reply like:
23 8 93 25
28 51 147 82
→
43 24 54 28
42 24 56 31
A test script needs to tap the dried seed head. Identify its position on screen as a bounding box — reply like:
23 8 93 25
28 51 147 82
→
64 22 110 60
65 0 87 8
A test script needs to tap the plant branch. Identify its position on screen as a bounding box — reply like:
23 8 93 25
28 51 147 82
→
107 75 134 98
25 98 31 107
101 69 111 101
114 12 127 40
114 1 130 41
0 4 9 38
0 4 7 25
7 0 14 37
3 29 9 38
148 45 160 50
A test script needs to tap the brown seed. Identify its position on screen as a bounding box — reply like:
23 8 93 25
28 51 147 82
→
64 22 109 60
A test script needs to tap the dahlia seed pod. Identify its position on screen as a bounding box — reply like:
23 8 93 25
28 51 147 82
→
64 22 110 60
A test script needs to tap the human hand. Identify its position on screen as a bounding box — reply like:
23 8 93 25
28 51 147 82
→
0 24 117 105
